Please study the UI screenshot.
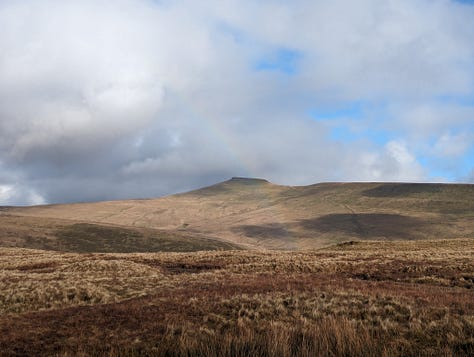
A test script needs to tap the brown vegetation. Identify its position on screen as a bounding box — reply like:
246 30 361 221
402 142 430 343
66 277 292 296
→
1 239 473 356
1 180 472 355
4 180 473 249
0 215 240 253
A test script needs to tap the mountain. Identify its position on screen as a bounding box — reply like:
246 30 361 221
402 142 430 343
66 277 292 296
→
1 178 473 251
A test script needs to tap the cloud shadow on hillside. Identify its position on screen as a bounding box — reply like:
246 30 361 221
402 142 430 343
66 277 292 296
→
362 184 442 197
298 213 427 239
231 223 292 240
233 213 428 240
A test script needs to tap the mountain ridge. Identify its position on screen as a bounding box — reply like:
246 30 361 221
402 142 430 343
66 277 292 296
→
1 179 473 251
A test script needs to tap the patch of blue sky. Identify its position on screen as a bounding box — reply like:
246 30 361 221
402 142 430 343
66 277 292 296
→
417 156 455 181
328 126 392 145
366 129 393 146
309 100 393 145
309 98 391 121
329 127 354 142
419 143 474 181
431 169 457 182
254 48 302 75
309 101 364 121
434 93 474 107
454 0 474 4
215 22 246 44
460 145 474 174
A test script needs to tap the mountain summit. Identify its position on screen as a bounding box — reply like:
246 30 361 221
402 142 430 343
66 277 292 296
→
227 177 270 184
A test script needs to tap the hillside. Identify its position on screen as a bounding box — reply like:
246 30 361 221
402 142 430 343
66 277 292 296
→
2 178 473 251
0 215 240 253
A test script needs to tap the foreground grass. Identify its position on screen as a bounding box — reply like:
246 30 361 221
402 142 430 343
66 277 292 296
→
1 239 473 356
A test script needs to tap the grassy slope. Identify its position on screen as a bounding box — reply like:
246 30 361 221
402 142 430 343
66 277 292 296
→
4 179 473 250
0 238 473 356
0 214 240 253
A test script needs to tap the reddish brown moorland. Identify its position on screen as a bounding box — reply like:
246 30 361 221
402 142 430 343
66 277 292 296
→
1 239 473 356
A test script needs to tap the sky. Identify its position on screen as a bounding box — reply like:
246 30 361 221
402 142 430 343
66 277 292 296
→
0 0 473 205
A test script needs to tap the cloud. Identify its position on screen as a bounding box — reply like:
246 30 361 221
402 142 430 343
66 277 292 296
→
215 0 474 99
338 140 425 182
433 132 473 157
0 183 45 206
0 0 473 204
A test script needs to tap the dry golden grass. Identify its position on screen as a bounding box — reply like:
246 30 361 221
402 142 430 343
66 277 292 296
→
5 180 473 249
1 238 473 356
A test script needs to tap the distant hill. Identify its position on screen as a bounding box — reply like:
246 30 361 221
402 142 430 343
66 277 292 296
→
1 178 473 251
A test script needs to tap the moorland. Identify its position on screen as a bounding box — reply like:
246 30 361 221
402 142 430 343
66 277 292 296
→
0 179 473 356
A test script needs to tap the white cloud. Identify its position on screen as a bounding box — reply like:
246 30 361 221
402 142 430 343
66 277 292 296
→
386 141 416 165
0 183 45 206
0 0 208 160
433 132 472 157
338 140 425 182
213 0 474 99
0 185 13 204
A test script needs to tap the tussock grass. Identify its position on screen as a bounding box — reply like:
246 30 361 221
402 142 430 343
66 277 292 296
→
1 238 473 355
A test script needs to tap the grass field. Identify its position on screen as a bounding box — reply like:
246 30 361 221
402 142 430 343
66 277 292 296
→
1 180 473 355
1 238 473 356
